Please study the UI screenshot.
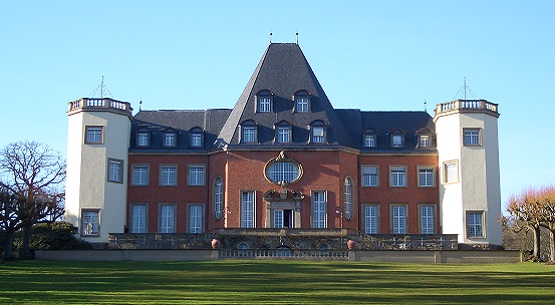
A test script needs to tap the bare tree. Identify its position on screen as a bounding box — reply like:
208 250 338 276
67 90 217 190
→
0 188 27 259
506 188 543 261
537 185 555 262
0 141 65 259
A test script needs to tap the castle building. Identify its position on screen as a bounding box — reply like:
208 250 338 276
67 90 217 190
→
65 43 502 247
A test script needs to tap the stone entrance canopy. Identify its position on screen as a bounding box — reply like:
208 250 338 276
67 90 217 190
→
263 189 304 228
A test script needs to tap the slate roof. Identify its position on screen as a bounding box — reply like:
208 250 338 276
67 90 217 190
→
128 43 437 154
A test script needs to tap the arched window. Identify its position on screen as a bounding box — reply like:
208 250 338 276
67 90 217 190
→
213 177 223 220
344 177 353 220
256 90 273 113
293 90 311 112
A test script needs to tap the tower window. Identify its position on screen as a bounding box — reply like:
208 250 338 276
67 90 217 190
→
463 128 481 146
108 159 123 183
85 126 103 144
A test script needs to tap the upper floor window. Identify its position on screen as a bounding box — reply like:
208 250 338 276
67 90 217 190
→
190 128 203 148
310 121 326 143
132 165 149 186
363 129 377 148
160 165 177 186
163 131 176 147
344 177 353 220
294 90 310 113
416 128 432 148
256 90 273 113
241 120 257 143
463 128 482 146
362 166 379 187
136 131 150 147
108 159 123 183
444 160 459 184
214 177 223 220
188 165 205 186
85 126 103 144
390 130 405 148
418 167 435 187
275 122 292 143
390 166 406 187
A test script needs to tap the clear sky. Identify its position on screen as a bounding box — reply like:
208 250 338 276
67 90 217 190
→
1 0 554 211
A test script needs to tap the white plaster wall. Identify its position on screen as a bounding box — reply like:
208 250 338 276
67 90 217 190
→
65 112 84 228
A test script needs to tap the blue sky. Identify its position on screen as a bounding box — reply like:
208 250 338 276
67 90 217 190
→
1 1 554 210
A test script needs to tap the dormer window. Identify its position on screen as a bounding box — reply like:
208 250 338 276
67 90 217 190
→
416 128 433 148
310 121 326 143
294 91 310 113
163 131 176 147
136 129 150 147
190 127 203 147
390 129 405 148
363 129 377 148
241 120 258 143
275 121 292 143
256 90 273 113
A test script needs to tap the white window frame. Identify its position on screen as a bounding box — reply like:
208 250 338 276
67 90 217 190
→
163 132 176 147
391 205 407 234
213 177 223 220
108 159 123 183
160 165 177 186
364 134 376 148
419 134 431 148
344 177 353 220
390 166 407 187
130 204 147 233
466 211 485 238
82 209 100 236
391 134 404 148
274 210 284 228
362 166 379 187
444 160 459 184
242 125 256 143
418 166 435 187
85 126 103 144
276 126 291 143
159 204 175 233
420 205 435 234
311 126 325 143
295 96 310 112
258 95 272 113
364 204 379 234
188 165 205 186
191 132 203 147
132 165 149 186
312 191 327 228
188 204 203 233
136 132 149 147
241 191 255 228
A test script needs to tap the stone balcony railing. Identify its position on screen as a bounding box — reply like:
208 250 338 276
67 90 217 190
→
434 99 499 118
67 97 133 116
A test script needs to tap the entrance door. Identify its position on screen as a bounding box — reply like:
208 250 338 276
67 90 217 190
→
273 209 294 228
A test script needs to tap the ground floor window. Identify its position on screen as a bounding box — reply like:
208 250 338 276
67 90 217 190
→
82 210 99 236
420 205 435 234
467 211 484 238
189 204 203 233
159 204 175 233
131 204 147 233
241 191 255 228
364 205 379 234
312 191 326 228
391 205 407 234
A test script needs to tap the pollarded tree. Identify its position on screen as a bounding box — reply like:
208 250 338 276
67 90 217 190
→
506 188 544 261
537 185 555 262
0 141 65 258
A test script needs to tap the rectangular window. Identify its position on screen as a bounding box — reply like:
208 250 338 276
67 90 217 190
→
444 161 458 183
137 132 149 147
274 210 284 228
312 126 324 143
277 127 291 143
312 191 326 228
391 134 403 147
296 96 309 112
82 210 99 236
132 165 149 186
364 134 376 147
258 96 272 112
241 191 255 228
420 205 435 234
362 166 379 187
242 126 256 143
160 165 177 186
390 166 406 187
85 126 103 144
159 204 175 233
164 133 176 147
392 205 407 234
364 205 379 234
467 211 484 238
189 204 203 233
419 135 431 148
188 165 205 186
131 204 147 233
191 133 202 147
463 128 481 146
418 167 434 187
108 159 123 183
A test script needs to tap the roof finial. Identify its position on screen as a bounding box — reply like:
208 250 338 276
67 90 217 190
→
139 99 143 111
269 31 273 44
296 31 299 44
423 99 427 112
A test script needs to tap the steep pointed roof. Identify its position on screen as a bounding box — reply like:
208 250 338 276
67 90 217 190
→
218 43 355 148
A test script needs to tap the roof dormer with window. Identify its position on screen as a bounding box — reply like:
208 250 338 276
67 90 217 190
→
389 129 405 148
293 90 311 113
189 127 204 148
256 90 273 113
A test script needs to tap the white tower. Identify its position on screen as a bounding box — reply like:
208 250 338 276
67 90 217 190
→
434 100 502 246
65 98 132 245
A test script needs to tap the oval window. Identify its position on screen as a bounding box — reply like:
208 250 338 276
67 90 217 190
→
266 161 301 185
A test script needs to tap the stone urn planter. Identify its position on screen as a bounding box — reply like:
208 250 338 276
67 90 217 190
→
347 239 357 250
211 238 221 249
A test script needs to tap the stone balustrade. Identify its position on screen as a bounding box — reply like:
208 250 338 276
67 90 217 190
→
67 97 133 116
434 99 499 117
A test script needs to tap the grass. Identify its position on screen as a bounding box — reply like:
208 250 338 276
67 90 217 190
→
1 260 554 304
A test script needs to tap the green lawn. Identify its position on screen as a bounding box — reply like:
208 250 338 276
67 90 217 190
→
1 260 554 304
